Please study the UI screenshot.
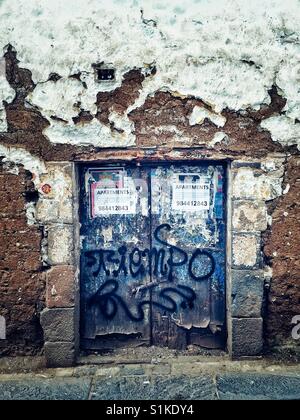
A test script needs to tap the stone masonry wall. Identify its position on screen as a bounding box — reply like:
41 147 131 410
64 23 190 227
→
0 165 44 356
264 156 300 358
0 0 299 362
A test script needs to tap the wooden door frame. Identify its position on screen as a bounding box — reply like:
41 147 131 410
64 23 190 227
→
74 155 231 357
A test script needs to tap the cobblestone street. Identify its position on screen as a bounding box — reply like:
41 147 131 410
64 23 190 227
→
0 357 299 400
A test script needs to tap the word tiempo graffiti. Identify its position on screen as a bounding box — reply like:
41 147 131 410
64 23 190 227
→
84 224 215 282
84 224 216 322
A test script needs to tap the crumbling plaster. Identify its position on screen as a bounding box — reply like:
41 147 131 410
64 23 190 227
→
0 57 15 131
0 0 299 362
0 0 299 150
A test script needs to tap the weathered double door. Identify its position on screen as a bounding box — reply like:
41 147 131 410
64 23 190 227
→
80 163 226 350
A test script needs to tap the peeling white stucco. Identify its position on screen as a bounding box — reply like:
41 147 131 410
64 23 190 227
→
0 0 299 146
189 106 226 128
29 77 98 122
209 132 229 147
45 117 135 147
0 144 46 182
0 57 15 131
261 116 300 150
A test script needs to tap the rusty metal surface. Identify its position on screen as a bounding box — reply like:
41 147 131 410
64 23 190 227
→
80 163 226 351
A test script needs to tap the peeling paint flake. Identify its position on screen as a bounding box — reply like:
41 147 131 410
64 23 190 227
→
189 106 226 128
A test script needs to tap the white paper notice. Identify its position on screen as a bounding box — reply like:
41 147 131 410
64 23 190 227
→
92 185 137 216
172 181 210 212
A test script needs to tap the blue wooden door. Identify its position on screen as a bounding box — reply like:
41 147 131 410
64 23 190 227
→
80 163 226 350
150 164 226 349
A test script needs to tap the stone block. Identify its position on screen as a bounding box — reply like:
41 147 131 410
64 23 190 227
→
232 167 282 201
44 342 76 368
232 318 263 357
47 225 74 265
36 198 73 224
36 199 59 223
232 234 260 268
232 270 264 318
41 308 75 342
46 265 75 308
38 162 73 201
233 201 267 232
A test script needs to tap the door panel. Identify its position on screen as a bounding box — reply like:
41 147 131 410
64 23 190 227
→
150 164 226 349
80 165 151 349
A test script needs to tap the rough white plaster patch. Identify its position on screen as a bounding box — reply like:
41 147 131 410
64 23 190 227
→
0 57 15 131
26 202 37 226
209 132 228 147
29 77 97 122
44 118 135 147
189 106 226 128
283 184 291 195
0 145 49 226
0 144 46 182
108 111 136 144
276 59 300 120
261 116 300 150
0 0 299 145
0 109 7 131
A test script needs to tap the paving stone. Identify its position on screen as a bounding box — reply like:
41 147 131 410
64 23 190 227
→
146 364 171 376
90 376 124 400
217 373 300 400
0 371 300 400
120 365 146 376
91 375 216 400
152 376 216 400
95 366 122 377
0 378 91 400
